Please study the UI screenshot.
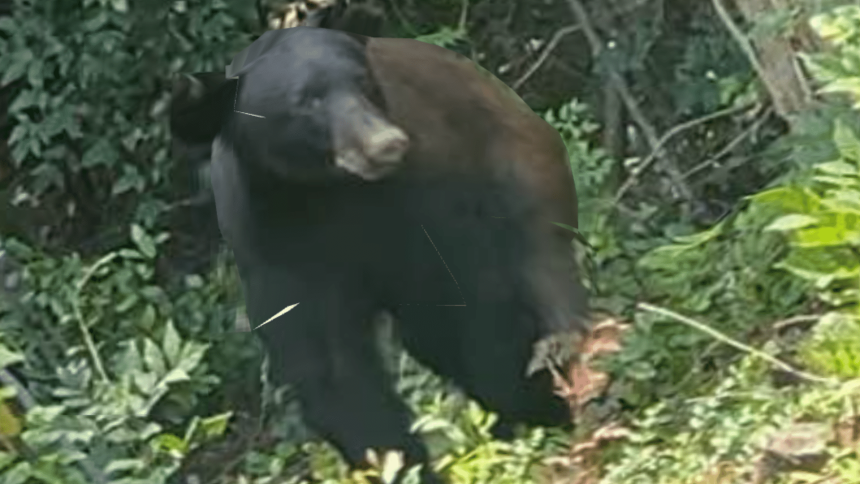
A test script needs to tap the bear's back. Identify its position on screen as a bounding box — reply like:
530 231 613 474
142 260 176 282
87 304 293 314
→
366 37 578 230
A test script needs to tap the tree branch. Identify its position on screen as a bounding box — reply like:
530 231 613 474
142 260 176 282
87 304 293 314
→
513 24 581 91
614 101 756 203
564 0 694 202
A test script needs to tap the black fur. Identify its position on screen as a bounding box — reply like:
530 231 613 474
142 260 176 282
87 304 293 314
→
170 27 587 484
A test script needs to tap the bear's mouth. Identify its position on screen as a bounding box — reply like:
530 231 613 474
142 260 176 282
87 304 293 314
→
334 148 402 181
330 93 410 181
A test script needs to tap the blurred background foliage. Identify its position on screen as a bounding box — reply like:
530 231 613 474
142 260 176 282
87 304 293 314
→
0 0 858 483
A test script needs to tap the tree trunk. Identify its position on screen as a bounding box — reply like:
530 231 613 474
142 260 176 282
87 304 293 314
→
727 0 819 122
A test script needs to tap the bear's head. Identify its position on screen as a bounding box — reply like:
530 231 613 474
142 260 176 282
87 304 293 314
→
225 27 409 183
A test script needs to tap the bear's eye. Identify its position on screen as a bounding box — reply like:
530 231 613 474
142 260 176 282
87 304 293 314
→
297 92 323 111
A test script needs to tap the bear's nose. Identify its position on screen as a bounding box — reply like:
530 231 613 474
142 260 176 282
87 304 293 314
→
363 122 409 164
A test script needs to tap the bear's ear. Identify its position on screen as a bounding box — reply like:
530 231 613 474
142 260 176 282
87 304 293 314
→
302 0 347 29
170 72 237 144
294 0 386 38
325 2 386 38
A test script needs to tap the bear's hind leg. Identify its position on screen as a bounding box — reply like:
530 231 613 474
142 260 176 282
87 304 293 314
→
291 312 442 484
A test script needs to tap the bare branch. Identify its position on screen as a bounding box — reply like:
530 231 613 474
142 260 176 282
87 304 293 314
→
639 303 835 385
512 24 581 91
682 106 773 180
614 101 756 203
564 0 694 201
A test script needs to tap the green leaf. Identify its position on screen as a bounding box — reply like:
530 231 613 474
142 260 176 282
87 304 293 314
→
821 190 860 213
0 17 17 34
794 225 860 247
114 293 140 313
672 221 724 245
2 49 33 86
415 26 466 48
134 371 157 395
81 139 118 168
2 461 32 484
112 169 143 196
143 338 166 377
833 118 860 163
104 458 145 475
177 342 208 374
158 368 189 386
26 59 44 89
748 186 821 214
7 124 27 147
813 174 859 187
130 224 156 259
116 341 143 374
162 321 181 367
150 433 188 455
197 412 232 441
0 344 24 368
110 0 129 12
779 246 860 281
815 160 857 176
8 90 36 113
10 139 29 164
764 214 819 232
0 452 17 473
27 405 66 424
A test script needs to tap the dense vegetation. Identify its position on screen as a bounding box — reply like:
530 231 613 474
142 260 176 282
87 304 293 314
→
0 0 857 483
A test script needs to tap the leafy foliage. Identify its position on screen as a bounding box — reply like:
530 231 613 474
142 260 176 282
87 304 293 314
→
1 0 859 483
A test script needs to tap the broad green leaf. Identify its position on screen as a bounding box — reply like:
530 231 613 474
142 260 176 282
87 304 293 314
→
134 371 157 395
765 214 820 232
7 125 26 147
116 342 143 374
0 345 24 368
110 0 129 12
105 458 145 475
26 59 44 89
81 139 118 168
142 338 166 377
114 293 140 313
821 189 860 213
833 118 860 163
813 174 860 187
1 49 33 86
130 224 156 259
162 320 181 366
794 225 860 247
157 368 189 388
8 90 36 114
672 221 724 245
748 186 821 214
197 412 232 440
151 433 188 455
815 160 857 176
0 17 17 33
779 247 860 281
177 342 208 374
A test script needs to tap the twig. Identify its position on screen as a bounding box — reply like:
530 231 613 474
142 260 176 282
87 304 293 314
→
0 370 35 410
73 253 117 384
682 106 773 180
711 0 768 95
614 101 756 203
385 0 418 36
564 0 694 202
512 24 581 91
771 314 822 331
638 303 835 385
457 0 468 32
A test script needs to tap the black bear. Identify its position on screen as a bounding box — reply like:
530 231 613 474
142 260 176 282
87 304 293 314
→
171 26 588 483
